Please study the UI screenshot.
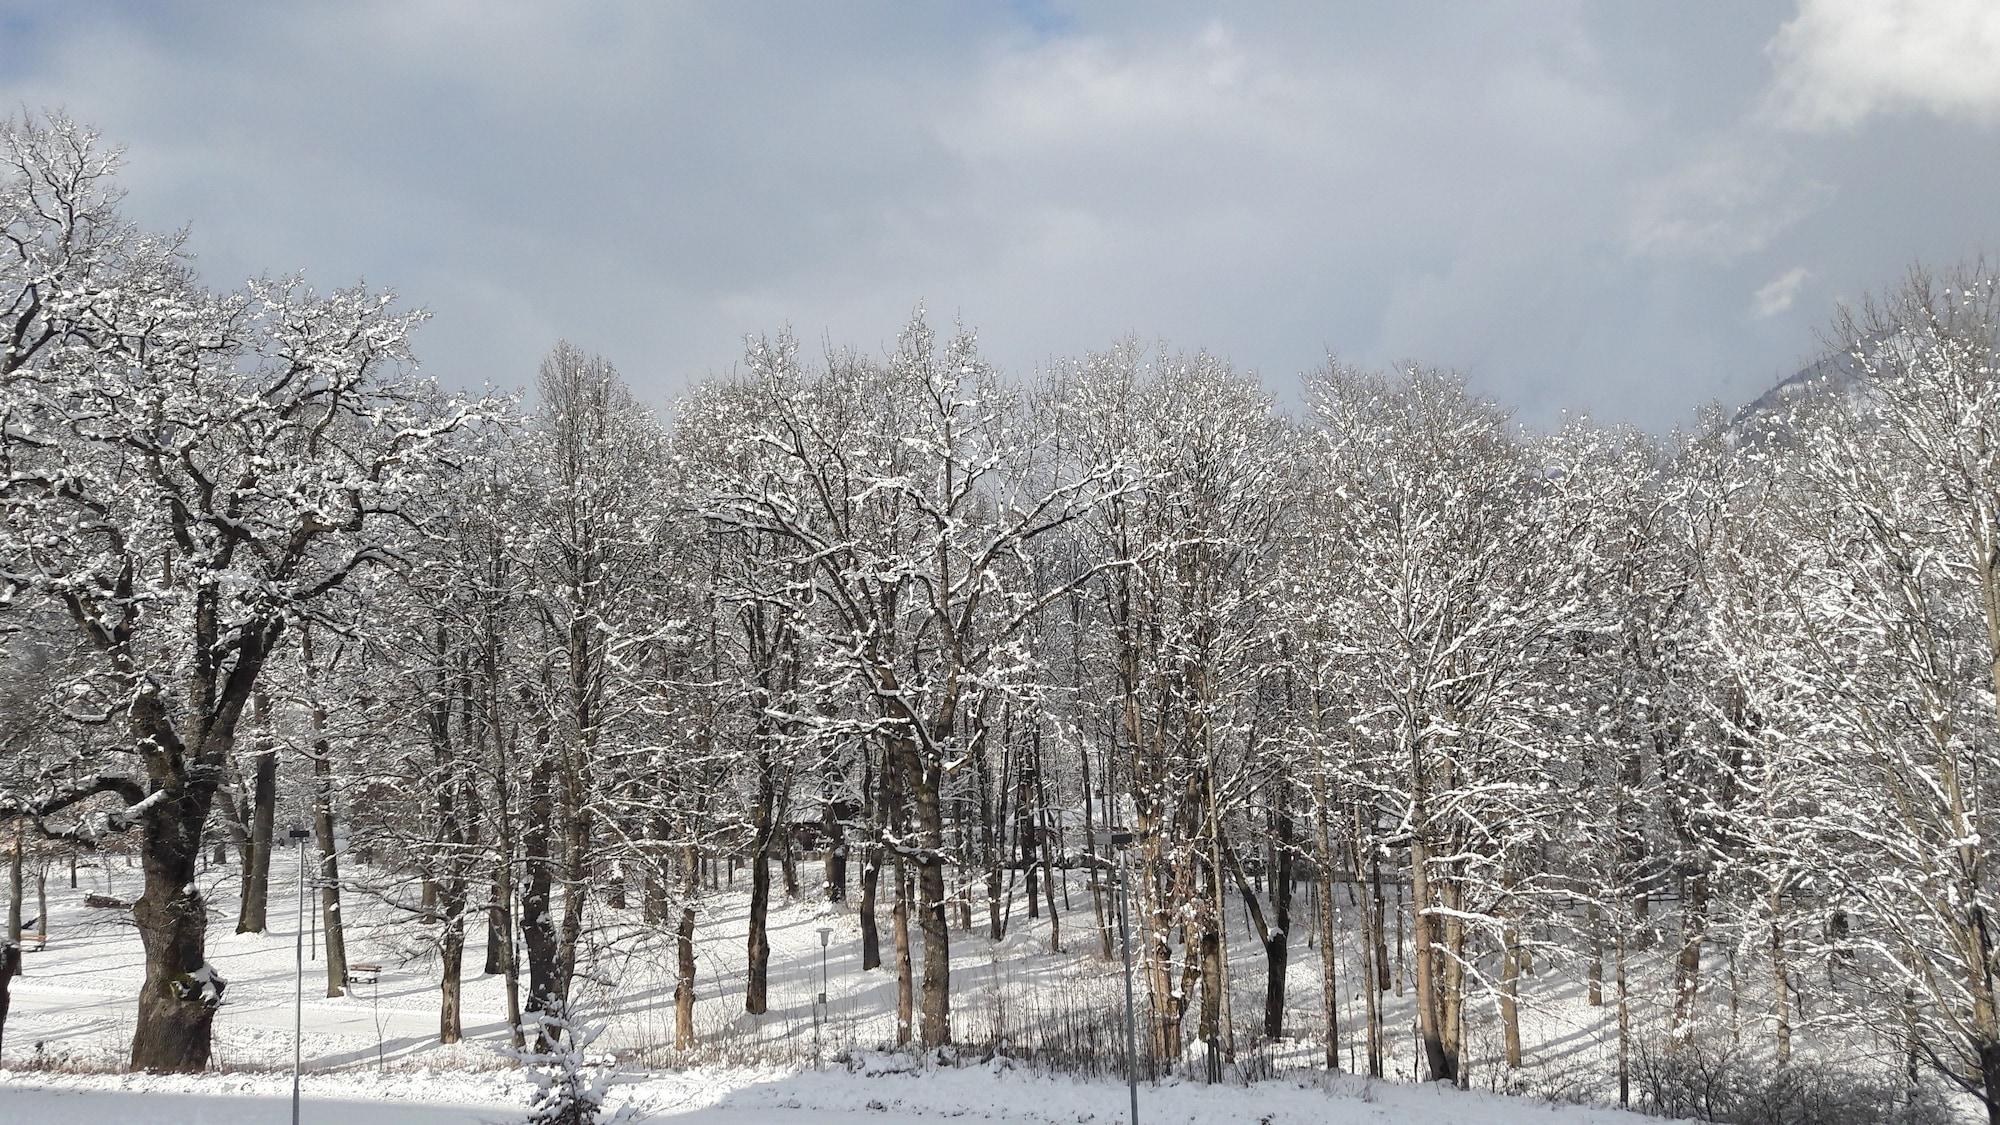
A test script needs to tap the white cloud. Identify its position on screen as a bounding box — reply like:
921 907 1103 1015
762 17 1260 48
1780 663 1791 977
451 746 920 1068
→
4 4 1995 429
1626 142 1833 262
1752 266 1812 318
1766 0 2000 130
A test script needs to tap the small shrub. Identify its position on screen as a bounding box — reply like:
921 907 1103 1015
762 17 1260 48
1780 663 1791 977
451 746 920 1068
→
1632 1038 1949 1125
507 1005 631 1125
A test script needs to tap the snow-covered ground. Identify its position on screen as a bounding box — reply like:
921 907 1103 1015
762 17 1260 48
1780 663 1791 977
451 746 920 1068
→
0 852 1788 1121
0 1063 1671 1123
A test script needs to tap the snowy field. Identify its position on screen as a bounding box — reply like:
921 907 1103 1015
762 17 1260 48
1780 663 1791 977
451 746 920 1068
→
0 1065 1672 1124
0 852 1822 1121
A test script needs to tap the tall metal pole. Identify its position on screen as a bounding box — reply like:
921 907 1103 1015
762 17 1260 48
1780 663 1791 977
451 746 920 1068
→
1117 847 1139 1125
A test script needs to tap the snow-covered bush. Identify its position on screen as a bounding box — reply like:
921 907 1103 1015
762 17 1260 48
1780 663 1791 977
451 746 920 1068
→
1633 1039 1950 1125
507 1005 630 1125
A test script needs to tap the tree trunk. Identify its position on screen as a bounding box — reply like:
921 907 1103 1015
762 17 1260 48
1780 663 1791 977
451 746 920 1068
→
1729 946 1742 1044
674 898 698 1048
1588 901 1604 1006
1080 746 1113 959
606 862 626 912
1202 763 1233 1072
312 748 347 997
779 832 799 901
746 855 773 1015
520 731 563 1047
979 714 1007 942
502 876 524 1050
299 627 348 996
860 852 882 971
1372 858 1392 993
6 823 20 943
1442 887 1468 1089
745 749 777 1016
485 863 510 975
556 757 590 1017
1039 850 1061 952
893 859 913 1045
915 801 951 1047
1141 840 1183 1064
1393 878 1406 998
235 705 277 935
1500 921 1523 1069
823 798 848 903
1616 929 1631 1108
956 840 980 928
1771 909 1793 1064
0 939 19 1061
439 903 464 1044
1980 1042 2000 1125
1409 830 1455 1083
644 869 666 926
1318 844 1341 1069
895 727 951 1049
860 757 882 971
1199 920 1223 1082
675 844 699 1049
1032 730 1062 954
1672 869 1708 1037
1018 737 1039 921
131 796 226 1073
1351 836 1381 1077
1264 802 1294 1042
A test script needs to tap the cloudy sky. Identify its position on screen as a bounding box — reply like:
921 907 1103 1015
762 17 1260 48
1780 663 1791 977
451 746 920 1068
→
4 1 1997 427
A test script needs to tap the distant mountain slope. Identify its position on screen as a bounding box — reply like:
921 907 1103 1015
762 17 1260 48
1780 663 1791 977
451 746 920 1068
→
1730 349 1862 434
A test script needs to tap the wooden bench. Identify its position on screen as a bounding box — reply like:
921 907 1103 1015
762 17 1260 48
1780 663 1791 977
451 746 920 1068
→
21 931 46 953
346 962 382 985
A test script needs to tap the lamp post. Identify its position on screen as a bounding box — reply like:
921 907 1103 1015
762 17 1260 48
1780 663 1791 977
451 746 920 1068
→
287 825 312 1125
815 926 833 1068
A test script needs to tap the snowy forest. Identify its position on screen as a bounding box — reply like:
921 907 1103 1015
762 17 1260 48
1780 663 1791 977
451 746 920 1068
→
6 112 2000 1122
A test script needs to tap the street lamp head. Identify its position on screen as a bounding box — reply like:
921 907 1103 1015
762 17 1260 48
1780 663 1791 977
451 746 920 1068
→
816 927 833 948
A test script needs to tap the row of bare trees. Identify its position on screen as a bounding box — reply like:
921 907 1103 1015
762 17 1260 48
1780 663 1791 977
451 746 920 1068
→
6 115 2000 1122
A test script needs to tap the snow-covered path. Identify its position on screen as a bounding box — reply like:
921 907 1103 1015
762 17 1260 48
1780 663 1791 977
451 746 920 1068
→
0 1087 511 1125
0 1088 955 1125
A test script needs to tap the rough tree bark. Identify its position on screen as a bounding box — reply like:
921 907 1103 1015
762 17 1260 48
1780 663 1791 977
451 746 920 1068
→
6 822 20 943
904 730 952 1049
1263 799 1294 1041
1409 825 1457 1083
822 794 848 904
299 629 348 998
860 755 882 971
234 695 277 935
0 938 19 1060
893 857 914 1046
519 701 563 1049
675 843 699 1049
1031 728 1062 954
744 743 778 1016
130 786 229 1072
